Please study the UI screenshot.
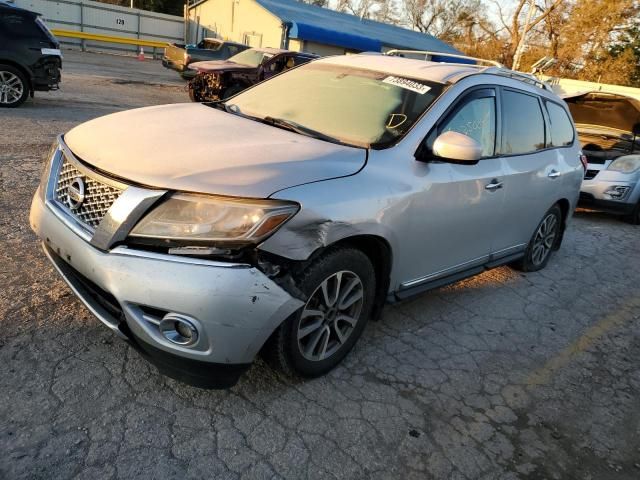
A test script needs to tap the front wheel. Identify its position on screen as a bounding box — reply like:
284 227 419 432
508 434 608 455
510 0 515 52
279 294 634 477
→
512 205 563 272
263 247 376 377
0 65 29 108
188 84 203 102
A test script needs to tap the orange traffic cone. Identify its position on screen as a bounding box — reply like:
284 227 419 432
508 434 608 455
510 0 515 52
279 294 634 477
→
137 47 145 61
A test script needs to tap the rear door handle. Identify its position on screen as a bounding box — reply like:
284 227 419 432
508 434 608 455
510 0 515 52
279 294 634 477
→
485 180 503 191
548 170 561 178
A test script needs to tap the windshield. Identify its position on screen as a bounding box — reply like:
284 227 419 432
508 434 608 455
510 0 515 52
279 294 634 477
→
227 63 444 148
227 49 275 67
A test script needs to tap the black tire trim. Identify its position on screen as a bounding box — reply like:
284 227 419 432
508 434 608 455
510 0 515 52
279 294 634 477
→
0 64 29 108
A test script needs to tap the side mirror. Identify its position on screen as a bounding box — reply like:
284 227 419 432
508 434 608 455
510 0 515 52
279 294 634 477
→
432 131 483 163
632 122 640 136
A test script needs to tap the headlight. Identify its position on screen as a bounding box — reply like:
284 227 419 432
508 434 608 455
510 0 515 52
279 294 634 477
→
608 155 640 174
130 193 299 244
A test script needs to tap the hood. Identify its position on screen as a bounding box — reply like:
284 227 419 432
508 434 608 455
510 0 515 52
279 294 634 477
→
564 92 640 137
64 103 366 198
189 60 255 73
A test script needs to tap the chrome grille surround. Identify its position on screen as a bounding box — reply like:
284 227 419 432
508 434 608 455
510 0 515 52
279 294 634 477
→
54 155 124 229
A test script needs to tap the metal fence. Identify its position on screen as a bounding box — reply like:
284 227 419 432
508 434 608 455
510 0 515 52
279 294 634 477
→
11 0 185 54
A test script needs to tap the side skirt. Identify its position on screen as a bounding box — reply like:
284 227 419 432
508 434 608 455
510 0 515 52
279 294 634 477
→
389 251 525 303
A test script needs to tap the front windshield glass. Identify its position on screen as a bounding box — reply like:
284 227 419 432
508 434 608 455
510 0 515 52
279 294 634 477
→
227 63 444 148
228 49 274 67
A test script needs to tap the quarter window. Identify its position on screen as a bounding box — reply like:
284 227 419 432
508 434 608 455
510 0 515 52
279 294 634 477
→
545 101 575 147
440 96 496 157
501 90 546 154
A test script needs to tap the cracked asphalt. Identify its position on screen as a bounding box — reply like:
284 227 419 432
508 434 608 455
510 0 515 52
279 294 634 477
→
1 51 640 480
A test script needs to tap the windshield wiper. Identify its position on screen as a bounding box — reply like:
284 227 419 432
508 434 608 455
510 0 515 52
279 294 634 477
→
262 116 347 146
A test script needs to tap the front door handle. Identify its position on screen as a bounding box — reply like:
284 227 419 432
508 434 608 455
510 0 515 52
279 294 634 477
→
485 180 503 191
548 170 561 178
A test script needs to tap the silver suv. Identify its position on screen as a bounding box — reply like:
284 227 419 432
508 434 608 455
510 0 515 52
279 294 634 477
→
564 91 640 224
30 54 584 388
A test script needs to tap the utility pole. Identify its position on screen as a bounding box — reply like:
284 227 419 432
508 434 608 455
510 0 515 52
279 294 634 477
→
512 0 536 71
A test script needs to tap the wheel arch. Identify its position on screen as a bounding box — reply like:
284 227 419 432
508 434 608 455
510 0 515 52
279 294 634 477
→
318 234 392 321
554 198 571 250
0 60 33 91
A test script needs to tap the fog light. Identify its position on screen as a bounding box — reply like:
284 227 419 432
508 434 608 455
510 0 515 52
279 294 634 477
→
159 314 199 346
604 186 630 199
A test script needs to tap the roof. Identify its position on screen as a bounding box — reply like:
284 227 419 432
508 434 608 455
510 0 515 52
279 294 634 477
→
245 46 318 58
203 38 247 47
251 46 290 54
316 54 483 83
0 1 36 15
259 0 459 53
316 55 559 97
190 0 459 54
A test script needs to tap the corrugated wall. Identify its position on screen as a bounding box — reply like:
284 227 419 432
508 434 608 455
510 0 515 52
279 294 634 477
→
12 0 185 54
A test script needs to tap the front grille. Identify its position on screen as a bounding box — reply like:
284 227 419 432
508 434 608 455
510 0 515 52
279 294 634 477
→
55 157 123 229
584 169 600 180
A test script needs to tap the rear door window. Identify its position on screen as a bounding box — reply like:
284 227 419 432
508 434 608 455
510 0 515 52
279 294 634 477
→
545 101 575 147
501 90 546 155
203 40 222 50
293 55 313 66
0 13 44 40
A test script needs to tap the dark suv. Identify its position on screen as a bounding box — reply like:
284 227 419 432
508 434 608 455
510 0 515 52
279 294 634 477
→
188 47 317 101
0 2 61 107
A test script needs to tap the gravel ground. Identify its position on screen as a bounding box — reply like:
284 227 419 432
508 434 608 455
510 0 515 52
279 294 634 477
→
1 51 640 480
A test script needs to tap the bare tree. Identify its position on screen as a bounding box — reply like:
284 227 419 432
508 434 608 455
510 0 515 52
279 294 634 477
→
492 0 566 66
400 0 484 41
336 0 401 23
299 0 329 7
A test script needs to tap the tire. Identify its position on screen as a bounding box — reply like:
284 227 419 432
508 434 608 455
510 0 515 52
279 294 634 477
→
0 64 29 108
263 247 376 378
623 201 640 225
512 204 563 272
221 84 244 99
188 84 203 102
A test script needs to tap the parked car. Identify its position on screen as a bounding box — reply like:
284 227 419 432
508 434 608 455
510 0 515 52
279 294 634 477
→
565 91 640 224
162 38 248 79
187 47 318 101
30 54 584 388
0 2 61 107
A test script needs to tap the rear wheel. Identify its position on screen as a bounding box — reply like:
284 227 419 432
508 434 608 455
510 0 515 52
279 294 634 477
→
512 205 562 272
263 247 375 377
0 65 29 108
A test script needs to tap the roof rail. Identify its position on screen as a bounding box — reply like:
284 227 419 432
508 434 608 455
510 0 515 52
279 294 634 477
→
385 50 504 68
385 49 553 92
483 68 553 92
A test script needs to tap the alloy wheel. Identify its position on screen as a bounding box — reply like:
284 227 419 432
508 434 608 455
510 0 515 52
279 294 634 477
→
297 270 364 362
0 71 24 105
531 213 558 266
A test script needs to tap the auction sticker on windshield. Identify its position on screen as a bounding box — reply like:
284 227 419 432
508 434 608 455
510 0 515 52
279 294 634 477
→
382 76 431 94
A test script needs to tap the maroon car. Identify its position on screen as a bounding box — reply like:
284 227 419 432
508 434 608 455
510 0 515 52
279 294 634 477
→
187 47 318 102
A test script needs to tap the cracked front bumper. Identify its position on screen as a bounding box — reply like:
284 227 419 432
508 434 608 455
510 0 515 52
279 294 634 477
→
30 191 303 388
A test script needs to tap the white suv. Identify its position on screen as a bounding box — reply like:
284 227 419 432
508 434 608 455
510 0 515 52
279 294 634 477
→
30 53 584 387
